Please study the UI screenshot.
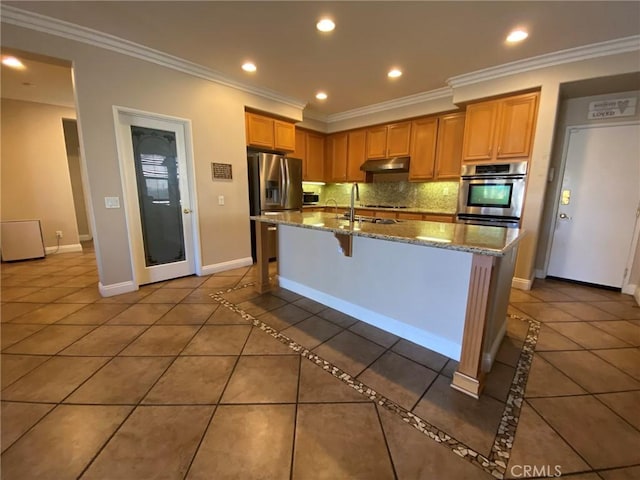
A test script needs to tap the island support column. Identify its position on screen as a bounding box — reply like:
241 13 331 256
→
255 221 271 293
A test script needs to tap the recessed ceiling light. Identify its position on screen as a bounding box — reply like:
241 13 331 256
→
2 56 25 69
316 18 335 32
242 62 257 72
506 29 528 43
315 92 328 100
388 69 402 78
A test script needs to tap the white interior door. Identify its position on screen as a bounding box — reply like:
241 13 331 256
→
117 112 196 285
548 123 640 288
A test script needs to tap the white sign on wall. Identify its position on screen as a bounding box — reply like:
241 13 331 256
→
588 97 637 120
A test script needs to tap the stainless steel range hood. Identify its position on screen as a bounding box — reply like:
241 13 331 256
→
360 156 410 173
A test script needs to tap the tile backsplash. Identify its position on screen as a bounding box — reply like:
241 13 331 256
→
303 180 459 213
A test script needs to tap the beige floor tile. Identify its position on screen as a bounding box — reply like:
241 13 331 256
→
65 356 173 404
1 402 55 452
53 286 103 303
529 395 640 469
506 402 590 478
484 361 516 402
120 325 199 356
1 324 48 349
179 288 221 304
599 466 640 479
316 307 359 328
546 322 631 349
592 348 640 380
95 289 152 303
206 305 251 324
590 320 640 346
1 302 46 322
143 356 236 404
1 354 51 388
509 289 542 303
377 405 493 480
26 275 76 287
3 324 96 354
258 303 314 330
187 404 294 480
200 275 243 289
162 275 207 289
138 287 193 304
391 338 449 371
15 287 82 303
553 302 618 321
526 288 575 302
155 303 218 325
221 355 299 404
241 327 296 355
349 321 399 348
0 405 131 480
412 375 505 456
313 330 386 377
2 356 109 402
238 293 288 316
107 303 173 324
55 303 129 325
506 316 531 341
282 315 342 349
182 325 251 355
596 391 640 430
540 350 640 393
216 266 251 277
589 302 640 320
54 276 99 289
511 303 580 322
292 403 395 480
358 351 437 410
81 405 212 480
524 354 586 398
221 286 262 304
297 360 367 403
554 285 615 302
60 325 147 356
1 286 42 301
535 324 583 351
8 303 85 324
292 297 328 315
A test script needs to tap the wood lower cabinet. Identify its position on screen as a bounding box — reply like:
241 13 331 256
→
396 212 423 221
245 112 296 152
366 122 411 159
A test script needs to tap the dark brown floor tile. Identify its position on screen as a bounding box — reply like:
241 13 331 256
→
3 325 96 354
590 320 640 346
55 303 129 325
546 322 631 349
15 287 82 303
60 325 146 356
297 360 366 403
391 338 449 371
313 330 386 377
483 361 516 402
412 375 505 457
592 348 640 380
2 356 109 402
199 275 243 290
529 395 640 469
316 307 359 328
540 351 640 393
182 325 251 355
554 285 615 302
258 303 313 330
441 359 459 378
0 404 131 480
1 323 48 349
162 275 207 289
358 351 437 410
238 293 288 316
269 286 303 303
107 303 173 324
180 288 221 304
596 391 640 430
505 402 590 478
377 405 493 479
143 356 236 404
292 403 395 480
1 302 46 322
1 402 55 453
221 286 262 304
292 297 328 315
95 289 152 304
511 303 580 322
138 288 193 304
54 276 99 289
590 302 640 320
599 466 640 479
282 315 342 349
524 354 586 398
526 287 575 302
65 357 172 404
120 325 199 356
53 287 103 303
82 405 212 480
1 354 51 388
155 303 218 325
187 404 294 480
553 302 618 321
206 305 251 324
494 335 524 367
221 355 299 404
8 303 86 324
349 321 399 348
535 324 583 351
241 327 295 355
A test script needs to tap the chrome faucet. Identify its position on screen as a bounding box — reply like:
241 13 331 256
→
349 182 360 222
325 198 339 218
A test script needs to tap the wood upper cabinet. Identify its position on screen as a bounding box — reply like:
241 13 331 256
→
245 112 295 152
461 92 539 163
366 122 411 159
291 128 306 161
327 132 348 182
305 132 325 182
434 112 465 179
408 117 438 181
346 129 366 182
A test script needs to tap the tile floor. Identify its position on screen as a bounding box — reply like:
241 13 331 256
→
1 244 639 479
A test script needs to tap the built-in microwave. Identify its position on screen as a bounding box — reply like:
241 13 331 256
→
303 192 319 205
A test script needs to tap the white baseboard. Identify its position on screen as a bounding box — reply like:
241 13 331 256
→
79 234 93 241
511 276 533 291
634 286 640 306
98 280 137 297
45 243 83 255
622 283 637 296
483 320 507 372
535 268 546 279
200 256 253 276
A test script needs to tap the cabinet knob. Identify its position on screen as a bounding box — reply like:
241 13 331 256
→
497 146 502 155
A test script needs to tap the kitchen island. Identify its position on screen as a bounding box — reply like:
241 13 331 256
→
251 211 524 398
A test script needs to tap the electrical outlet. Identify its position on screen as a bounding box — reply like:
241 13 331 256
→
218 195 225 206
56 230 63 239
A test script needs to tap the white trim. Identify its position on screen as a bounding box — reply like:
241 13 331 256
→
200 257 254 276
483 320 507 372
79 234 92 241
511 276 533 291
623 283 638 296
98 280 137 297
279 277 462 360
45 243 83 254
634 286 640 305
535 269 546 279
0 5 306 110
448 35 640 88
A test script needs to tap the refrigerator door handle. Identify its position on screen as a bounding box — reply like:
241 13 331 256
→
280 157 287 207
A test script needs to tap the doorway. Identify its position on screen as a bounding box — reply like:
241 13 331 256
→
547 122 640 289
115 108 198 285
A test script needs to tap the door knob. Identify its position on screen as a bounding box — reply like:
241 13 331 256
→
183 208 192 214
559 213 569 219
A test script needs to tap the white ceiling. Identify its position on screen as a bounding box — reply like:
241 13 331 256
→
2 1 640 116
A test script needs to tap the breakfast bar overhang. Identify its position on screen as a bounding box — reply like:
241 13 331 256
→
251 211 524 398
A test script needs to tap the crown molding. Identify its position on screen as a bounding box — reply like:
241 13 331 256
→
0 5 307 110
301 109 329 123
448 35 640 88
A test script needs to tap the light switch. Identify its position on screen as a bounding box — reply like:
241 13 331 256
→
218 195 225 206
105 196 120 209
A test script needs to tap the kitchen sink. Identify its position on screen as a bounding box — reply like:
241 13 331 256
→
341 213 402 224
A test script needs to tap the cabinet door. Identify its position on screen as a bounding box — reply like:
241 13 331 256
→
461 101 499 162
423 214 454 223
292 129 306 161
305 132 325 182
245 113 274 149
274 120 296 152
397 212 423 221
366 126 387 159
408 117 438 180
346 130 367 182
327 133 348 182
387 122 412 157
496 93 539 159
435 113 465 179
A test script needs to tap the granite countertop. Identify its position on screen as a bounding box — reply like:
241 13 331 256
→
252 211 523 256
302 205 456 215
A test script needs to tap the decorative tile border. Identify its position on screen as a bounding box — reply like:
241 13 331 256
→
211 282 540 480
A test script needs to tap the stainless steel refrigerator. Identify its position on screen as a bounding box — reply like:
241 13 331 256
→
248 152 303 261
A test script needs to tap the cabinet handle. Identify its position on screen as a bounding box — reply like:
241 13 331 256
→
497 146 502 155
